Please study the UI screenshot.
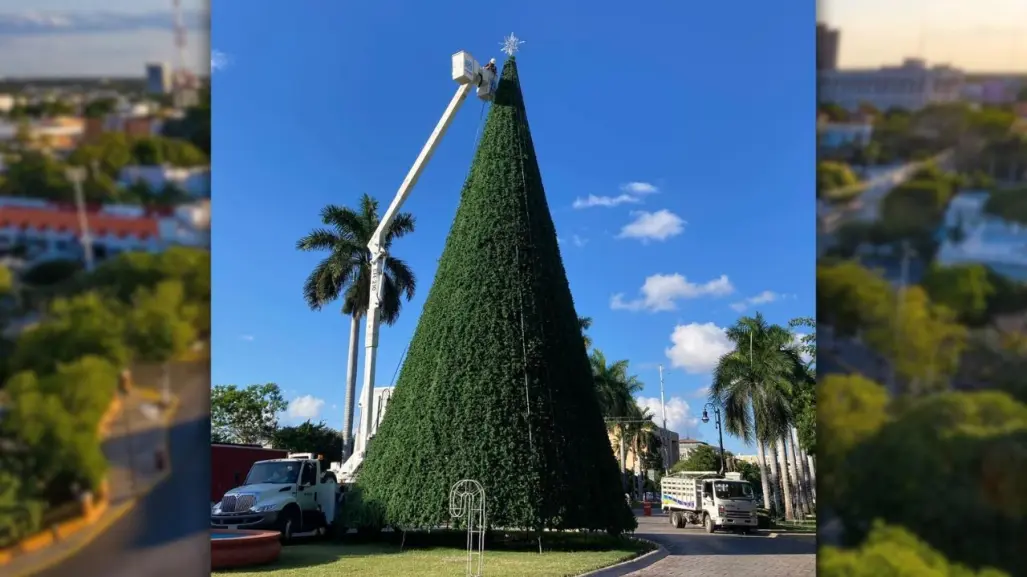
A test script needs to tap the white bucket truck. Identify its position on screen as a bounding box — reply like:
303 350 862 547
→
211 453 344 541
661 471 758 533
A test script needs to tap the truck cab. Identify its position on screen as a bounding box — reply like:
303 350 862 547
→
210 452 343 541
662 471 758 533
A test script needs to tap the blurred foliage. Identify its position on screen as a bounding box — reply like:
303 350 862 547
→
829 390 1027 575
820 522 1009 577
0 246 209 542
817 375 890 506
2 132 207 205
984 186 1027 226
818 161 861 201
921 264 995 327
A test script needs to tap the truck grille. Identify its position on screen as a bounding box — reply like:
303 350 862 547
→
725 510 751 519
221 494 256 513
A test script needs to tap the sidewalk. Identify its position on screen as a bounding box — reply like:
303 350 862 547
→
5 389 175 577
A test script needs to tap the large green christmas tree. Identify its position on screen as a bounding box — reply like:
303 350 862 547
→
357 57 635 535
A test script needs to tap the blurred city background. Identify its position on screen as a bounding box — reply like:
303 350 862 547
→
816 0 1027 575
0 2 211 577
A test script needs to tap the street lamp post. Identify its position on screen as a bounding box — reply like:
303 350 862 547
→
701 403 726 476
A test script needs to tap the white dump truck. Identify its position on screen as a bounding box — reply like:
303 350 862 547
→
211 452 344 541
661 471 758 533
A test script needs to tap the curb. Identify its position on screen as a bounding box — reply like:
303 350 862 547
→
576 537 668 577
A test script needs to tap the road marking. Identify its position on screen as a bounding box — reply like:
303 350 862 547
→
767 532 778 539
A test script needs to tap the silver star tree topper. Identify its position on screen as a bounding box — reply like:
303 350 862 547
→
500 33 524 56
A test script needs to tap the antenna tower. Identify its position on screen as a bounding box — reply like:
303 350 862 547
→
171 0 190 94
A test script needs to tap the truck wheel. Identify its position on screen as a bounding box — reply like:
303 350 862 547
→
704 514 716 534
278 505 300 543
669 512 677 526
675 513 687 529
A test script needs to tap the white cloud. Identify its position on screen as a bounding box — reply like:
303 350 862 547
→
212 49 230 71
621 182 659 195
692 386 710 399
572 234 588 247
573 194 640 209
240 334 254 342
610 273 734 312
793 332 813 365
636 396 698 435
571 182 659 210
617 210 685 242
665 322 733 374
287 395 326 421
729 290 781 312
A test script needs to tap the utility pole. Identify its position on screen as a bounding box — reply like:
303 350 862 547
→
65 167 94 273
890 240 915 393
658 364 668 474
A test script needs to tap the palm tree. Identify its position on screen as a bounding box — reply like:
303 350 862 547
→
709 313 803 520
578 316 593 349
589 349 642 492
296 195 416 459
624 402 656 498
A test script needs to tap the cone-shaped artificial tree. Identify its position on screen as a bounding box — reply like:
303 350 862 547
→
357 57 636 535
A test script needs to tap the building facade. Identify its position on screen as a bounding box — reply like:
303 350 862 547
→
0 199 210 265
146 63 172 95
817 23 840 71
820 59 964 111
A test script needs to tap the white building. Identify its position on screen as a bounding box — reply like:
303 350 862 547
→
820 59 964 111
119 165 211 198
0 199 210 265
937 191 1027 282
678 439 711 460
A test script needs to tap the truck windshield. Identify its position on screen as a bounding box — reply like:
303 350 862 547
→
244 462 300 485
713 481 753 500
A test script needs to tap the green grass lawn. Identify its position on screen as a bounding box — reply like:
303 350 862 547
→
213 534 649 577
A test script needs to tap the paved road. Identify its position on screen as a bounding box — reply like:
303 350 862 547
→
34 362 211 577
626 512 816 577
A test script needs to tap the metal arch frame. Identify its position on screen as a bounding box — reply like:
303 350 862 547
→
449 479 486 577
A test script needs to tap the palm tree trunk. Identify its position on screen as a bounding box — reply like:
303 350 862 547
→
786 433 808 518
341 314 361 460
618 429 628 493
807 454 817 494
766 440 783 516
776 439 794 520
756 442 776 514
792 428 814 511
634 436 643 498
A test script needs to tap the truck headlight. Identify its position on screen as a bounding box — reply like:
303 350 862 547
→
251 504 277 512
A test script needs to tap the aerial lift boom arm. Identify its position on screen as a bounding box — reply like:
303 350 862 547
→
347 52 496 474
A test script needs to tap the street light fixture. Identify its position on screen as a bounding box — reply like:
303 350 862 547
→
701 403 726 476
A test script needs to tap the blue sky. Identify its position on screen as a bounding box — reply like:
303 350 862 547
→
210 0 814 457
0 0 206 77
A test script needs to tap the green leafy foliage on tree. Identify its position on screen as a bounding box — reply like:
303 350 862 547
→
819 522 1009 577
670 444 721 473
817 261 892 338
211 383 289 445
983 186 1027 226
920 263 995 326
272 421 343 462
833 391 1027 575
356 58 634 535
817 161 860 200
8 292 129 377
1 356 119 504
